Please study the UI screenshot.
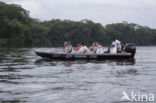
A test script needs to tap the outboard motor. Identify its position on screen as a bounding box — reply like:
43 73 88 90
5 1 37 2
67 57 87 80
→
124 43 136 57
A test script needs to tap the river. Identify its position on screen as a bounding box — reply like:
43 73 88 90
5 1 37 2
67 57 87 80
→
0 47 156 103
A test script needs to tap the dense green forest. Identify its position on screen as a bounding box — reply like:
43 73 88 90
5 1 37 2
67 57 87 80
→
0 1 156 47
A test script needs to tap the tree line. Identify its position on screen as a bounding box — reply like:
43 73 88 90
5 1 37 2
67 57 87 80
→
0 1 156 47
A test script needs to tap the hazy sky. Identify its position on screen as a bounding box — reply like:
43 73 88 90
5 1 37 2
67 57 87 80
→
2 0 156 28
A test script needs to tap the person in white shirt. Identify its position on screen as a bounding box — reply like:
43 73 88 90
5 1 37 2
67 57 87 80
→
111 38 122 53
78 43 88 53
95 42 104 54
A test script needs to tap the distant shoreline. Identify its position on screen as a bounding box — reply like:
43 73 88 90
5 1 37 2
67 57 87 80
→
1 1 156 47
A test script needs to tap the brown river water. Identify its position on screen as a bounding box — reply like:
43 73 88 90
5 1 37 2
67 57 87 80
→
0 47 156 103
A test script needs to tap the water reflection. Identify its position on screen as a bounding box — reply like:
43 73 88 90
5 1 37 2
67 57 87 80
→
0 100 23 103
35 58 136 67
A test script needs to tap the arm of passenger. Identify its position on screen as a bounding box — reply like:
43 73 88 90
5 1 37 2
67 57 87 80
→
62 49 65 52
67 48 72 53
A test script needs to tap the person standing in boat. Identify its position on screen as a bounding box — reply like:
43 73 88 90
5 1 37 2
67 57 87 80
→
111 38 122 53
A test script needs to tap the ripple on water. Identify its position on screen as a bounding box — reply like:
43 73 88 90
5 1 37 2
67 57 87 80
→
0 47 156 103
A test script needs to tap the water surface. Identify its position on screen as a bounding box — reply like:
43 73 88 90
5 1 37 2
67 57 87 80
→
0 47 156 103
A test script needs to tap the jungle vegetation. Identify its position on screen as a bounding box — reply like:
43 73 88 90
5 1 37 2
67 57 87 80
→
0 1 156 47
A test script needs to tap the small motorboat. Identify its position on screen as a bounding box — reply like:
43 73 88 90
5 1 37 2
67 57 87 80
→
35 43 136 60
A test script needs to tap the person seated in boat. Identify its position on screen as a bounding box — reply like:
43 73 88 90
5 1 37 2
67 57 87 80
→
95 42 104 54
64 41 73 53
89 43 96 53
75 43 81 51
71 43 81 54
62 41 67 52
78 43 88 53
111 38 122 53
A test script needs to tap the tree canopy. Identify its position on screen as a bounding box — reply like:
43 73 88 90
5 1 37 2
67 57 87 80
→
0 1 156 47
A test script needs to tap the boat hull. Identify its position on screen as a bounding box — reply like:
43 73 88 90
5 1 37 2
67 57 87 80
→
35 52 135 60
